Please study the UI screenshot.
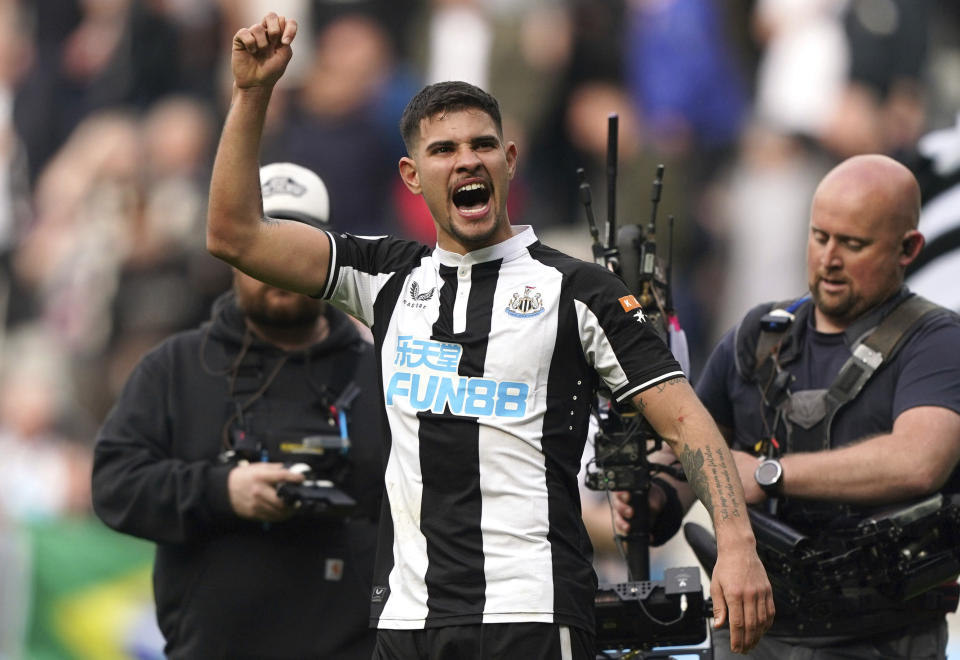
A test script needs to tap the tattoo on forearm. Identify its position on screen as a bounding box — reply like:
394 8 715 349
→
679 445 711 513
679 443 742 523
639 378 685 412
654 376 685 393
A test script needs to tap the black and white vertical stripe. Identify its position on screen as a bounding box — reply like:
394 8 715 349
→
905 116 960 311
324 227 683 632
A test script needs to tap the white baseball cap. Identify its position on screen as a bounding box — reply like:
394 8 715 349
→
259 162 330 228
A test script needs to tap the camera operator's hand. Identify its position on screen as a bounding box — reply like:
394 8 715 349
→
231 12 298 91
609 491 633 535
586 486 673 550
608 479 689 546
228 462 305 522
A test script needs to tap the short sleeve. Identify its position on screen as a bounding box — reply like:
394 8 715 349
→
323 232 431 325
892 314 960 418
571 265 683 402
694 328 738 430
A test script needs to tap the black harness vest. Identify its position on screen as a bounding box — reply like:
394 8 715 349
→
734 290 951 528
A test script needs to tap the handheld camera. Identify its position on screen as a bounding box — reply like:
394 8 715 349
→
579 115 712 658
219 382 362 520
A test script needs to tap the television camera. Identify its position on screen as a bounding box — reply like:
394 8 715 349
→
684 493 960 638
219 382 362 520
579 115 713 658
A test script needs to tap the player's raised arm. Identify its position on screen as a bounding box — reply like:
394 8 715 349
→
207 12 331 297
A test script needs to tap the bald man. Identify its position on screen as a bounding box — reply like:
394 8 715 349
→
644 155 960 658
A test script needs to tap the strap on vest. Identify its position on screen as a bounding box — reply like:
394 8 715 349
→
752 294 947 451
824 295 944 409
753 298 808 376
751 298 808 414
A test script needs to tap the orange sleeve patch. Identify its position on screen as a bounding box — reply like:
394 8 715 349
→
619 295 641 312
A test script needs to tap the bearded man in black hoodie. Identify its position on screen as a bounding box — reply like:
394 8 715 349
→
92 163 384 660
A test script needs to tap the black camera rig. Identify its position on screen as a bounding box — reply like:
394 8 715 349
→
579 114 712 658
752 494 960 626
684 494 960 637
219 382 362 520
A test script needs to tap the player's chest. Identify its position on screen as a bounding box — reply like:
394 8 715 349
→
390 266 561 340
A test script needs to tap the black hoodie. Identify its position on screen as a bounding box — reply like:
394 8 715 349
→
92 291 385 659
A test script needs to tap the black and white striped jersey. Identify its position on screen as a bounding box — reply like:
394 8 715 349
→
905 117 960 312
321 225 683 633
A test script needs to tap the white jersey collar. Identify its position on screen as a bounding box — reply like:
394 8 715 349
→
433 225 537 268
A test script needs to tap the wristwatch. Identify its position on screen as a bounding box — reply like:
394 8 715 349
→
754 457 784 497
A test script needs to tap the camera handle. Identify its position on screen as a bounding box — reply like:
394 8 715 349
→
625 477 652 581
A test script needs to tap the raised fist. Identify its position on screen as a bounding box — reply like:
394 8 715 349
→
231 12 299 90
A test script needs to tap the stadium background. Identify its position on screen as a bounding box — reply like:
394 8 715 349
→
2 1 960 657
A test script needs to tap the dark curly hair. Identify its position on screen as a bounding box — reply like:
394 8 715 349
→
399 81 503 154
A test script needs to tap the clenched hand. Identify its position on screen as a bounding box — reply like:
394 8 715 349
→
231 12 299 90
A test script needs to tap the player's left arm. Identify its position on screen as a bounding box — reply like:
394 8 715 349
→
631 377 774 654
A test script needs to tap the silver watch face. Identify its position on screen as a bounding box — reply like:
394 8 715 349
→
755 459 782 487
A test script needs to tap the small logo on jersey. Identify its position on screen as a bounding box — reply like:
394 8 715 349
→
410 281 435 301
633 309 647 324
371 585 389 603
619 294 641 312
506 286 544 318
404 281 436 309
262 175 307 198
325 558 344 581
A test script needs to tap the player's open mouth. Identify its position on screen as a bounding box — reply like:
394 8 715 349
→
453 182 491 216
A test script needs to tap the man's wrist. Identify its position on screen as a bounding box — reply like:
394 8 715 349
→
754 457 784 497
715 522 758 552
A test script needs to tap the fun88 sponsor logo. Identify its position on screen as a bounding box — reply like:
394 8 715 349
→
386 336 528 417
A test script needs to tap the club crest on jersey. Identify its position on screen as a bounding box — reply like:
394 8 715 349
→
506 286 545 318
404 281 436 309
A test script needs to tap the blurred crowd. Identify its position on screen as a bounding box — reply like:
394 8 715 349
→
1 0 959 552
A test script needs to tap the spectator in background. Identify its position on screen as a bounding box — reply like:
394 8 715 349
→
14 0 201 184
0 321 93 660
13 99 229 423
624 0 748 163
517 0 619 232
536 79 683 263
92 162 384 660
829 0 931 160
618 0 751 374
707 0 847 340
15 108 143 367
708 0 934 345
0 326 93 523
0 0 35 331
106 94 228 404
903 114 960 312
